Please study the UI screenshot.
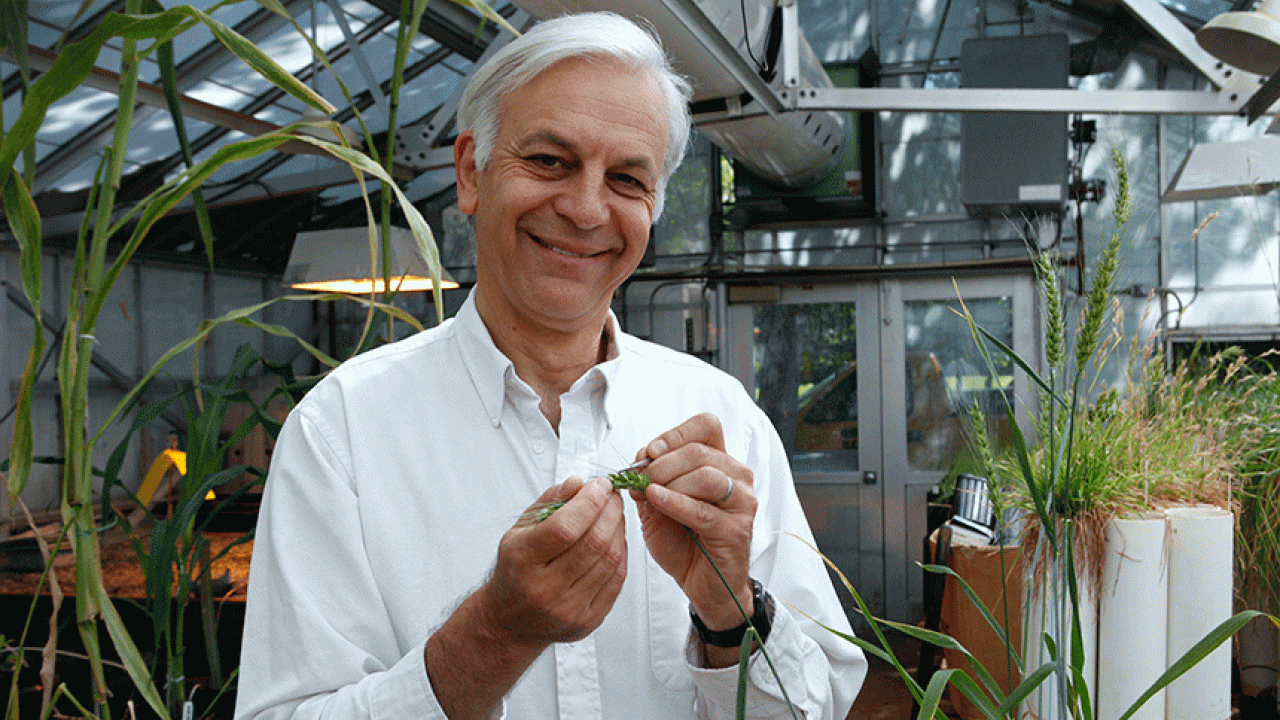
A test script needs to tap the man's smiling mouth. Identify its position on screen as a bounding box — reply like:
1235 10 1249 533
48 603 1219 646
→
531 233 607 259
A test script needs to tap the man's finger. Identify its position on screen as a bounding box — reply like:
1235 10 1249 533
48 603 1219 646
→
516 477 612 561
639 412 726 462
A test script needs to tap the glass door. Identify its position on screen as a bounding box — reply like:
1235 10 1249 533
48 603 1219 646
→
728 274 1036 625
728 284 884 622
880 276 1035 622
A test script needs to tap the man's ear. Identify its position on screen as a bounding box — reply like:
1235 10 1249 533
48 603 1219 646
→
454 131 479 215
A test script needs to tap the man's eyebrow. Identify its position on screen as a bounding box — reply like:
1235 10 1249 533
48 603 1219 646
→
516 130 658 175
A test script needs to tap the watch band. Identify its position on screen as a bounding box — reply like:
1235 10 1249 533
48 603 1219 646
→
690 578 775 648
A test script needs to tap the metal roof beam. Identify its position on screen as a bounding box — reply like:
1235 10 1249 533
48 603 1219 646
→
751 86 1250 117
360 0 501 61
27 0 310 193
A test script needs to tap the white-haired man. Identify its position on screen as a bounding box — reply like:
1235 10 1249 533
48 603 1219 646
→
235 12 866 720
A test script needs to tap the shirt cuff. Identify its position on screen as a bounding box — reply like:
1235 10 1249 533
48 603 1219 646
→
683 607 812 718
384 640 505 720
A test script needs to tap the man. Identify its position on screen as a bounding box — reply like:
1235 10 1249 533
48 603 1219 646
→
235 12 865 720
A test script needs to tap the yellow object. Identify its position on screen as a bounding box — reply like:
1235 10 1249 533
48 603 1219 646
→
137 449 187 506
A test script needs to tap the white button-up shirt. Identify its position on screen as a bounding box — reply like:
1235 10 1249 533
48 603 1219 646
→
234 292 866 719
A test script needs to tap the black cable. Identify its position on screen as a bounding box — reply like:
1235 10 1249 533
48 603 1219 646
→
740 0 764 73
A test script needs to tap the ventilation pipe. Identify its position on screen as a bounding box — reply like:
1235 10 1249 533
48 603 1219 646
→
509 0 848 188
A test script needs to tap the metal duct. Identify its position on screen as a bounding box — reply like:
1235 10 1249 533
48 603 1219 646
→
508 0 848 188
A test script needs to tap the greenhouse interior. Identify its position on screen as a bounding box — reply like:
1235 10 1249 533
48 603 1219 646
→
2 0 1280 717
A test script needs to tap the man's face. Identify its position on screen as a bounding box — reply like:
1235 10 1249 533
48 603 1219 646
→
455 56 667 335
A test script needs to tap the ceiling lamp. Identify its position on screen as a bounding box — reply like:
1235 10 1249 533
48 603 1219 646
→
1196 0 1280 77
284 226 459 294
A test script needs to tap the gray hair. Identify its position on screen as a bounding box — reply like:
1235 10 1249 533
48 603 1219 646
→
456 12 693 218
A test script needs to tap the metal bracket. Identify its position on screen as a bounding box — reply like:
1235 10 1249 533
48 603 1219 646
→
395 10 533 170
778 0 799 89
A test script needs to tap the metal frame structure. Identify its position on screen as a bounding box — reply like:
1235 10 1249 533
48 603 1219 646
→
6 0 1276 258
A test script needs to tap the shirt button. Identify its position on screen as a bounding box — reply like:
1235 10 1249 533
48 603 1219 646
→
532 441 545 454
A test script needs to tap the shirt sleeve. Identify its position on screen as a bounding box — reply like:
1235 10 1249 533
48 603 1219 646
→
684 410 868 720
233 402 459 720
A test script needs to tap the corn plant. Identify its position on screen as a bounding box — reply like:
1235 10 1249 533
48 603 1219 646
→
0 0 510 713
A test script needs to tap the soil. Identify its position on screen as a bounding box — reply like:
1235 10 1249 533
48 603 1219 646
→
0 525 253 602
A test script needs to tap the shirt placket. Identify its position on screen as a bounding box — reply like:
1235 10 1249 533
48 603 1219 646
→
553 375 607 719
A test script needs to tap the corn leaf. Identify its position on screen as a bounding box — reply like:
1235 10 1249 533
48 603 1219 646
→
95 581 170 719
294 136 447 323
0 12 184 186
991 661 1056 718
147 0 216 268
0 6 332 199
2 168 43 500
85 133 295 329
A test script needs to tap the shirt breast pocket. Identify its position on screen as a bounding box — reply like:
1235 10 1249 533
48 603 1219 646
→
647 554 696 693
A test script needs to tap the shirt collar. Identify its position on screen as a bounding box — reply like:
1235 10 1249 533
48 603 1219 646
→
453 290 626 430
453 291 514 428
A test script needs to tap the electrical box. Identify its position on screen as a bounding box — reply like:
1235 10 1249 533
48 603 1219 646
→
961 34 1069 216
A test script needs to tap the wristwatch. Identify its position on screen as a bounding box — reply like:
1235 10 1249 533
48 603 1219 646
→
690 578 775 648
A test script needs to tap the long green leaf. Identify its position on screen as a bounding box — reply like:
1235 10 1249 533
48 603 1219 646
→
1117 611 1273 720
91 292 408 448
295 136 446 323
735 626 754 719
2 168 43 500
992 661 1056 718
0 12 184 186
85 133 295 329
921 564 1024 674
95 581 170 719
148 0 217 267
917 668 956 720
0 6 332 199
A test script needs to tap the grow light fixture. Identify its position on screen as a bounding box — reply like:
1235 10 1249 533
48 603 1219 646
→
283 226 459 294
1196 0 1280 77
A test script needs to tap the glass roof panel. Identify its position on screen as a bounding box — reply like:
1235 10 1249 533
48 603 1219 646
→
164 18 218 74
28 0 120 32
3 92 21 134
327 30 401 96
125 115 190 165
37 86 118 145
341 0 384 24
1159 0 1235 24
251 104 304 128
184 78 257 110
398 64 466 122
27 21 63 48
52 152 115 193
249 9 323 77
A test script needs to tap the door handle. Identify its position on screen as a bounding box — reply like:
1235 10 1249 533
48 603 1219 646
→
863 470 877 485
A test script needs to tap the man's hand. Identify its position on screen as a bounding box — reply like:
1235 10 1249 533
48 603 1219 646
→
487 475 628 644
632 413 757 664
425 476 626 719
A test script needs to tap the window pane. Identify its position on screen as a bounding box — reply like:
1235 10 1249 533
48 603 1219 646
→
752 302 859 472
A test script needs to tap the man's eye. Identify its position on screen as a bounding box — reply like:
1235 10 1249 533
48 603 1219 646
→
529 154 563 168
612 173 648 193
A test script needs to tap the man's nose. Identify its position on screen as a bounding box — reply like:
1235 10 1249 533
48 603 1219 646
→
553 171 610 230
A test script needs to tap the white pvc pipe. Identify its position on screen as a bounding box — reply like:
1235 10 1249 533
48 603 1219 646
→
1097 512 1168 720
1165 505 1234 720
